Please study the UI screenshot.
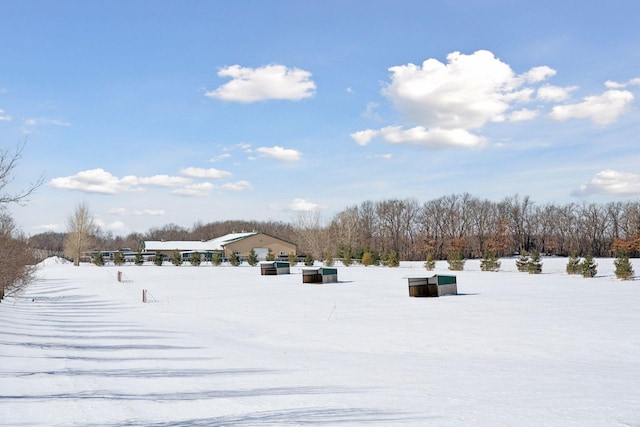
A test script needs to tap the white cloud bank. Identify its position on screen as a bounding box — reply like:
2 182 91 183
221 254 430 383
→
549 90 634 126
256 146 302 162
205 64 316 103
180 167 232 179
109 208 166 216
288 198 324 211
353 50 638 148
48 167 247 197
573 169 640 197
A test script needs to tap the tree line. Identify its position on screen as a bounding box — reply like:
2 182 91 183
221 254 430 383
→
29 193 640 265
1 143 41 301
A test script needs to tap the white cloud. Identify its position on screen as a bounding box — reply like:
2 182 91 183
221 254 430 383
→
49 169 134 194
351 129 379 146
209 153 231 163
379 126 486 148
0 109 11 121
288 198 324 211
24 118 70 127
549 89 634 126
537 85 578 102
366 153 393 160
171 182 214 197
49 169 192 194
109 208 166 216
573 169 640 197
520 66 557 83
362 102 381 121
382 50 553 130
180 167 232 179
205 64 316 103
605 77 640 88
220 180 253 192
508 108 539 122
32 223 65 232
356 50 556 148
133 175 192 187
256 146 302 162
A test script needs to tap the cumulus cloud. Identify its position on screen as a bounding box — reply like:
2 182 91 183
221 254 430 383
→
351 129 379 146
380 126 486 148
256 146 302 161
549 89 634 126
180 167 232 179
109 208 166 216
205 64 316 103
573 169 640 197
508 108 539 122
605 77 640 89
171 182 214 197
353 50 554 148
537 85 578 102
382 50 547 130
288 198 324 211
519 66 557 83
49 169 191 194
0 109 11 121
220 180 253 192
49 169 136 194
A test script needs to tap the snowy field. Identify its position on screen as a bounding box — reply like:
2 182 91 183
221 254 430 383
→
1 257 639 426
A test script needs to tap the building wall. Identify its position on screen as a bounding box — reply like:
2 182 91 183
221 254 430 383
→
224 233 296 259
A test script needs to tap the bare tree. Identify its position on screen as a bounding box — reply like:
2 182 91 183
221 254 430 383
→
63 202 97 266
0 142 43 205
0 142 42 300
0 211 37 300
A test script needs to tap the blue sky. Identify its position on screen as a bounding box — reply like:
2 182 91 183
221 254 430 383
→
2 0 639 236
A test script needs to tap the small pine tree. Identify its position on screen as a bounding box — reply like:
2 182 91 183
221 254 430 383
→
342 247 353 267
190 253 201 266
580 254 597 278
92 252 105 266
385 251 400 267
515 253 529 272
248 249 258 266
324 253 334 267
212 252 222 266
480 250 501 272
566 252 581 275
265 248 275 261
113 250 125 266
153 252 163 266
171 250 182 266
288 252 298 266
361 251 374 266
229 251 240 266
527 251 543 274
304 253 314 266
614 252 634 280
134 252 144 266
447 251 465 271
424 252 436 271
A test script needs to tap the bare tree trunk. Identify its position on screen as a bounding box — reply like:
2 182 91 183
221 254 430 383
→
63 202 97 266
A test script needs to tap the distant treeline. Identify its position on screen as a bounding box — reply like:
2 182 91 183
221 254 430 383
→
29 194 640 261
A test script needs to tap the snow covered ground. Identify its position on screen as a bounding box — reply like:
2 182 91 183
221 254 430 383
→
1 257 639 426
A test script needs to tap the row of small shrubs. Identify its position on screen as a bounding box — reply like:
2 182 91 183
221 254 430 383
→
419 250 635 280
93 249 635 280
